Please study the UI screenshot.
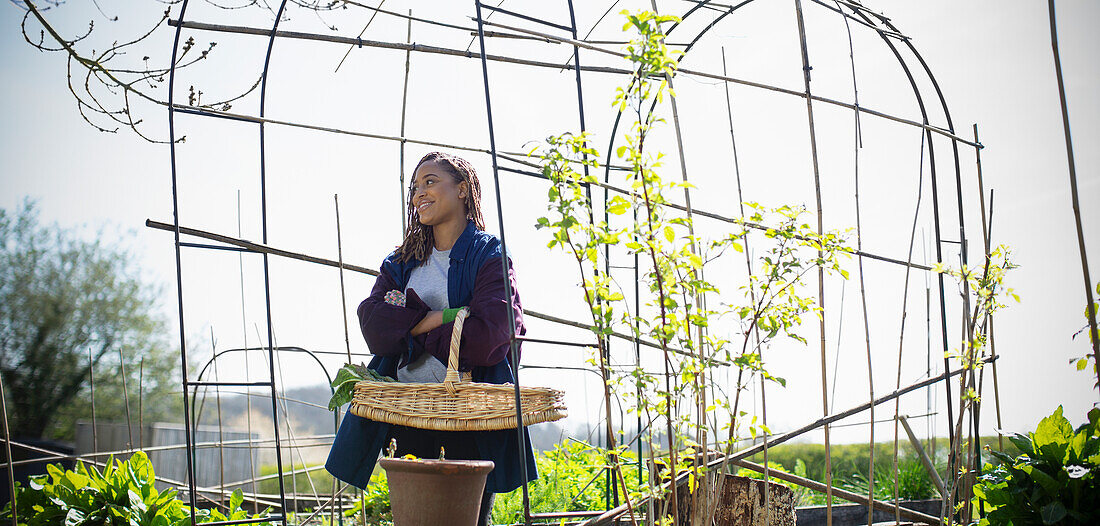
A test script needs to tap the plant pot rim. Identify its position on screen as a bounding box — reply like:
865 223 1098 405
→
378 457 495 476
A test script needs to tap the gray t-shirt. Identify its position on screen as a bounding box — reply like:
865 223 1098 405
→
397 248 451 383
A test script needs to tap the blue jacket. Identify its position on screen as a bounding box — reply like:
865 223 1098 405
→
325 222 536 494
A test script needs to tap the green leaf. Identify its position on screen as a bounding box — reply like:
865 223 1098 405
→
1022 464 1060 496
229 489 243 512
129 488 148 515
1008 433 1034 455
64 507 86 526
1040 501 1067 525
663 226 675 243
607 196 630 215
1033 405 1073 463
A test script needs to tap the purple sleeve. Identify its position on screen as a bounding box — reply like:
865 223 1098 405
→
357 267 431 357
415 257 525 370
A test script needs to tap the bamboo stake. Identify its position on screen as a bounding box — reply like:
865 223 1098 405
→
211 328 226 501
398 10 412 235
898 415 944 494
145 218 929 363
335 195 352 364
236 191 260 514
166 18 982 147
973 123 1004 455
887 93 930 526
828 4 878 523
791 2 833 525
472 16 979 147
333 192 352 526
120 348 134 448
89 349 98 453
144 219 723 363
138 359 144 449
1048 0 1100 394
721 44 768 526
333 0 386 73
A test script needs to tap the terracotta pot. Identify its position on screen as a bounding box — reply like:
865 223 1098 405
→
379 457 495 526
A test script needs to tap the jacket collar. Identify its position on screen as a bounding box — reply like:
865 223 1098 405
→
447 220 478 264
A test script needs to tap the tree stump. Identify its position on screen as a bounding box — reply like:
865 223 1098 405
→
712 475 796 526
662 474 796 526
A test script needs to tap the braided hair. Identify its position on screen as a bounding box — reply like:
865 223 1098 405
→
395 152 486 264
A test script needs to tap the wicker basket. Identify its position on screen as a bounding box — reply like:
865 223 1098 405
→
349 308 567 431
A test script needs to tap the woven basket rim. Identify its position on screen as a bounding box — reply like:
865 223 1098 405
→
349 307 567 431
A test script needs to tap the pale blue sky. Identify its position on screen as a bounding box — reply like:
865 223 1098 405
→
2 0 1098 445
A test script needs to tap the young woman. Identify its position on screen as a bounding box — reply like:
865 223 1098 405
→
325 152 534 525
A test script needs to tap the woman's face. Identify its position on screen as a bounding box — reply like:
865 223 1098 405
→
411 160 468 227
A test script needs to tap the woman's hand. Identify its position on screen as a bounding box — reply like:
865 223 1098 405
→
410 310 443 336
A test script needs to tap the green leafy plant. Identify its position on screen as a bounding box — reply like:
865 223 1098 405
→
1070 281 1100 389
934 243 1018 515
0 451 272 526
344 469 391 525
532 10 849 526
835 457 938 503
973 406 1099 525
492 442 646 523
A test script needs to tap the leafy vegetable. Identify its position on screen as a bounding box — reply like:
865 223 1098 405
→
328 362 393 411
973 406 1099 525
0 451 273 526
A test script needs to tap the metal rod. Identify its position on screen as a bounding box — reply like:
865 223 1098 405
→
472 3 531 523
0 439 287 508
186 381 275 387
255 2 290 521
478 2 573 32
166 0 199 515
0 364 16 526
807 0 908 40
0 433 339 469
180 242 252 252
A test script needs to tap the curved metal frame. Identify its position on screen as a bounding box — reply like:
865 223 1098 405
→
158 1 991 524
168 0 292 522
